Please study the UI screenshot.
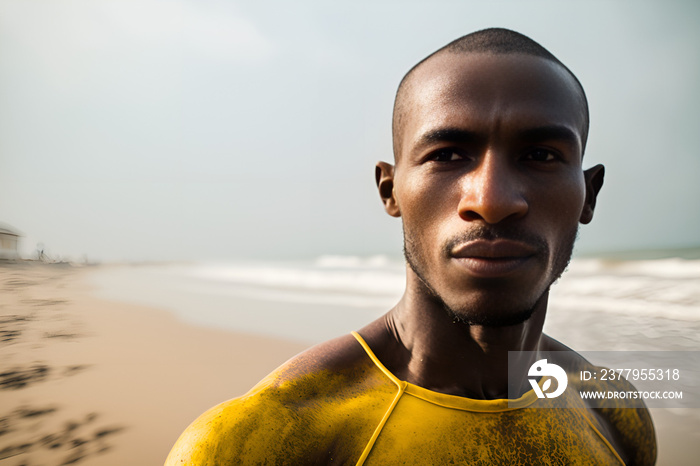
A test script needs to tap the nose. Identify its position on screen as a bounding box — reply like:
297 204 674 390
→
458 152 528 224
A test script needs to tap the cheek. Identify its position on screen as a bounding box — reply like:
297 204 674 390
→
538 173 586 227
396 172 458 239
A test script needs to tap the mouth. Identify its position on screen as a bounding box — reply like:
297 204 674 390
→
450 239 538 278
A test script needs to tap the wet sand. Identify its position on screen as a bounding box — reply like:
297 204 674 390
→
0 263 697 465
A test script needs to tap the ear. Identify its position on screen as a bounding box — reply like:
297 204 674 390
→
579 164 604 224
375 161 401 217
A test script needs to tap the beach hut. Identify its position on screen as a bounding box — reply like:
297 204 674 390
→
0 223 21 260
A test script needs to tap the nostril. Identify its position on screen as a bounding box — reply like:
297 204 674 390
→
460 210 483 221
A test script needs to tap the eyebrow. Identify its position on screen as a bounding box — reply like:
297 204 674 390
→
516 125 581 148
412 128 484 153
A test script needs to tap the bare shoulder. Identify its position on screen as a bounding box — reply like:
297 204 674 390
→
165 333 386 465
542 334 657 466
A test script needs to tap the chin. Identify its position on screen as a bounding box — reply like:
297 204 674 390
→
447 305 536 327
442 288 546 327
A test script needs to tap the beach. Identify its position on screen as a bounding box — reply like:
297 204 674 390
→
1 259 699 465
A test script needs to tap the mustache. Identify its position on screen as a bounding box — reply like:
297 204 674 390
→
443 226 549 256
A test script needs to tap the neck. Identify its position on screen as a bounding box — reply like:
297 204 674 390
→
382 267 548 399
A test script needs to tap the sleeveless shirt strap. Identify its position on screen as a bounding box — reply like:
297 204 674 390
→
351 331 407 466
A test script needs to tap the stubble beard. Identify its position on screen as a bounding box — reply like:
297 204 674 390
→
403 225 579 327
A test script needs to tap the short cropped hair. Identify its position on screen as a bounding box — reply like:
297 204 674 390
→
392 28 589 158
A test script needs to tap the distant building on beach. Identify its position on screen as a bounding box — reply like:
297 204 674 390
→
0 223 21 260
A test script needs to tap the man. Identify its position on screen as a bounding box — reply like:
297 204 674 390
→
166 28 656 465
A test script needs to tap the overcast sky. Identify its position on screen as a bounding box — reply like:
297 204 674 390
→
1 0 699 262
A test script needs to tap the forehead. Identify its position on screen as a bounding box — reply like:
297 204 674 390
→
398 52 586 157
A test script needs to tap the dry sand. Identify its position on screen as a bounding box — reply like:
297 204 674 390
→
0 263 307 465
1 263 697 465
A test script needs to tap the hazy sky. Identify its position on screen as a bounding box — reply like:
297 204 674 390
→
1 0 699 262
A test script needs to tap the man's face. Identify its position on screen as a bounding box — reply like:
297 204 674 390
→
383 52 601 326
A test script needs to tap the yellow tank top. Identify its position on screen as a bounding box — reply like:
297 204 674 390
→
349 332 624 465
166 332 652 465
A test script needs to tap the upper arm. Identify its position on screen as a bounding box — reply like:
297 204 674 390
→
165 391 317 465
165 406 217 464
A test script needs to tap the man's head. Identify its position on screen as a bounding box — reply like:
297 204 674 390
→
376 28 604 326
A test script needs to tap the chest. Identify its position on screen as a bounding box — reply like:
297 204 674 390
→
359 394 623 465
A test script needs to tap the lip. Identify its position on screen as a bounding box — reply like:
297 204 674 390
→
450 239 538 278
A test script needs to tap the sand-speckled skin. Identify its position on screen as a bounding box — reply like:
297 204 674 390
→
165 333 656 465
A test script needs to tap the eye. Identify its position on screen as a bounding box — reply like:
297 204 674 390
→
522 148 559 163
428 148 468 162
